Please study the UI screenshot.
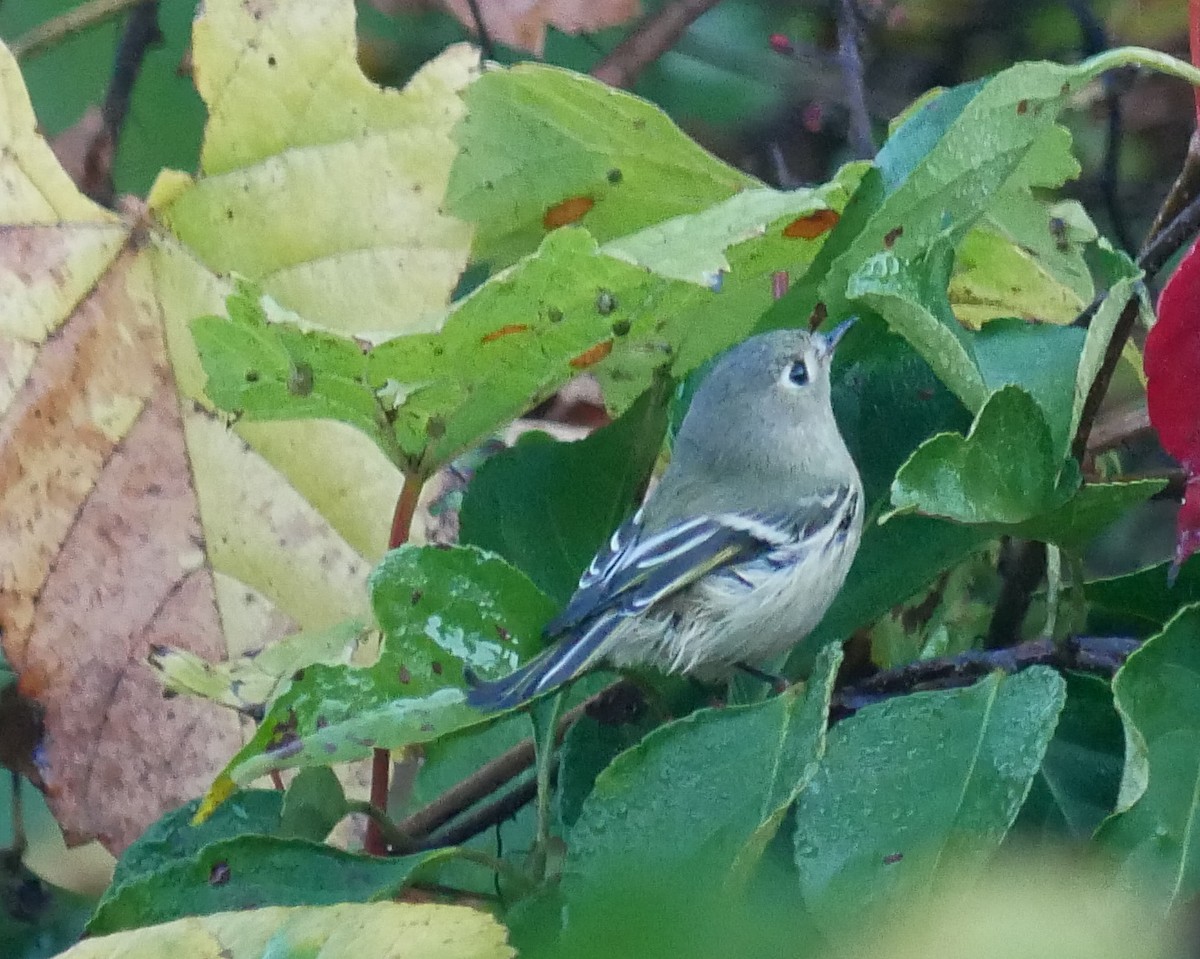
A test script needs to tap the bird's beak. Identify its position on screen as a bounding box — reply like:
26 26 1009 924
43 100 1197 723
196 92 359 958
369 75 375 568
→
819 316 857 357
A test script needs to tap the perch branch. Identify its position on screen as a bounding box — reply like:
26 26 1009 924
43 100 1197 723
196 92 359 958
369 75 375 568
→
836 0 875 158
9 0 147 59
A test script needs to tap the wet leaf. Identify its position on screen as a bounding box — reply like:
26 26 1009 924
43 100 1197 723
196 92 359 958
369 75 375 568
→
201 547 554 808
793 668 1065 932
888 386 1078 525
89 841 442 936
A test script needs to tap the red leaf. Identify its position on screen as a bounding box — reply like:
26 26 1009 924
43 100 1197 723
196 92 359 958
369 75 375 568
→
1146 235 1200 571
543 196 594 230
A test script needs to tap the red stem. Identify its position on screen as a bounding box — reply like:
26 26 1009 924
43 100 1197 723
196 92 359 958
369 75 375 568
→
366 470 426 856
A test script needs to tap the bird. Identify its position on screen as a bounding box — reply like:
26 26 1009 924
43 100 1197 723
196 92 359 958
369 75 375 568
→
467 321 863 710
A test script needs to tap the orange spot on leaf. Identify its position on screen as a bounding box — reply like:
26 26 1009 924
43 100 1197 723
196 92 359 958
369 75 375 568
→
783 208 839 239
481 324 530 344
544 196 595 230
569 340 613 369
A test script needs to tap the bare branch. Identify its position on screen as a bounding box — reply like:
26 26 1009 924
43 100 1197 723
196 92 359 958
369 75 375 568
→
592 0 726 89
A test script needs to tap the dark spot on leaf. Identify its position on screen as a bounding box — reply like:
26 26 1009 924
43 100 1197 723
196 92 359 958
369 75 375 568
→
884 226 903 248
410 589 423 606
431 661 443 675
596 290 617 315
432 345 444 357
426 417 446 439
292 668 305 682
633 118 645 130
268 55 277 67
808 302 828 330
481 323 529 344
1049 216 1069 251
483 180 494 190
543 196 594 230
209 862 231 886
783 208 839 239
607 168 623 184
611 319 631 336
323 742 337 754
1016 99 1028 115
547 307 563 323
287 362 313 396
570 340 613 369
420 723 435 733
162 688 178 700
1060 82 1070 95
883 852 904 865
225 209 234 220
399 665 412 684
495 624 511 642
266 710 302 758
316 716 329 729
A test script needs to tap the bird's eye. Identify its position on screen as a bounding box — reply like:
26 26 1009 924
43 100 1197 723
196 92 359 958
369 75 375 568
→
787 359 810 387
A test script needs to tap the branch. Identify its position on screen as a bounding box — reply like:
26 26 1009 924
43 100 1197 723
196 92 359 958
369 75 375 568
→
831 635 1140 718
835 0 875 159
462 0 495 62
9 0 148 60
393 683 629 844
592 0 726 89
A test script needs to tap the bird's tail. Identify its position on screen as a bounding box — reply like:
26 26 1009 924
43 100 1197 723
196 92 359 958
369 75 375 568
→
466 615 617 711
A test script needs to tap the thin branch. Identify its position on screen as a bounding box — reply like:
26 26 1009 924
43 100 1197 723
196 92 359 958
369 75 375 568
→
830 635 1140 718
835 0 875 159
1087 399 1151 454
414 772 543 851
102 2 160 146
394 687 620 840
592 0 726 89
462 0 495 62
984 540 1047 649
10 0 147 60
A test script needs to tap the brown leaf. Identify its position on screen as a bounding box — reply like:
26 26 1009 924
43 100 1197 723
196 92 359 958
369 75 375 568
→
1 236 241 850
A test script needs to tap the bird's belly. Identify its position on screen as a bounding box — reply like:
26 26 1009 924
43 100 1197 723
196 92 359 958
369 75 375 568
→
606 538 856 678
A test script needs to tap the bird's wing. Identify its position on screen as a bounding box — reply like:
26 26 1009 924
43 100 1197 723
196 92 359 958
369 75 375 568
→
545 485 858 638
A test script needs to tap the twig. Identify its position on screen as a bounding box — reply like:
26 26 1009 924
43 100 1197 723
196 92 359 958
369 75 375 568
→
1087 400 1151 454
9 0 147 60
394 687 621 841
102 2 160 147
985 540 1047 649
835 0 875 159
462 0 495 62
830 635 1140 717
415 772 543 851
592 0 726 89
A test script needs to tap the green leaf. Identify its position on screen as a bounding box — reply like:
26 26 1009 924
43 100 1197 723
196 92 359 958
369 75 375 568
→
1087 562 1200 630
109 791 285 892
847 241 987 411
555 712 657 833
1099 605 1200 909
446 63 757 266
460 377 668 605
88 836 430 935
192 280 393 459
1015 479 1165 548
199 546 555 812
793 668 1066 932
1014 673 1124 841
280 767 348 841
565 644 841 888
888 385 1078 525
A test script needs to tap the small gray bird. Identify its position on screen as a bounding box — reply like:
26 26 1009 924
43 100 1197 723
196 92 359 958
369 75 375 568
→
468 321 863 710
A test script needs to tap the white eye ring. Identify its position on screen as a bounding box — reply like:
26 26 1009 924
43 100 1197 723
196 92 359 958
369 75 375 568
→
784 358 810 388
